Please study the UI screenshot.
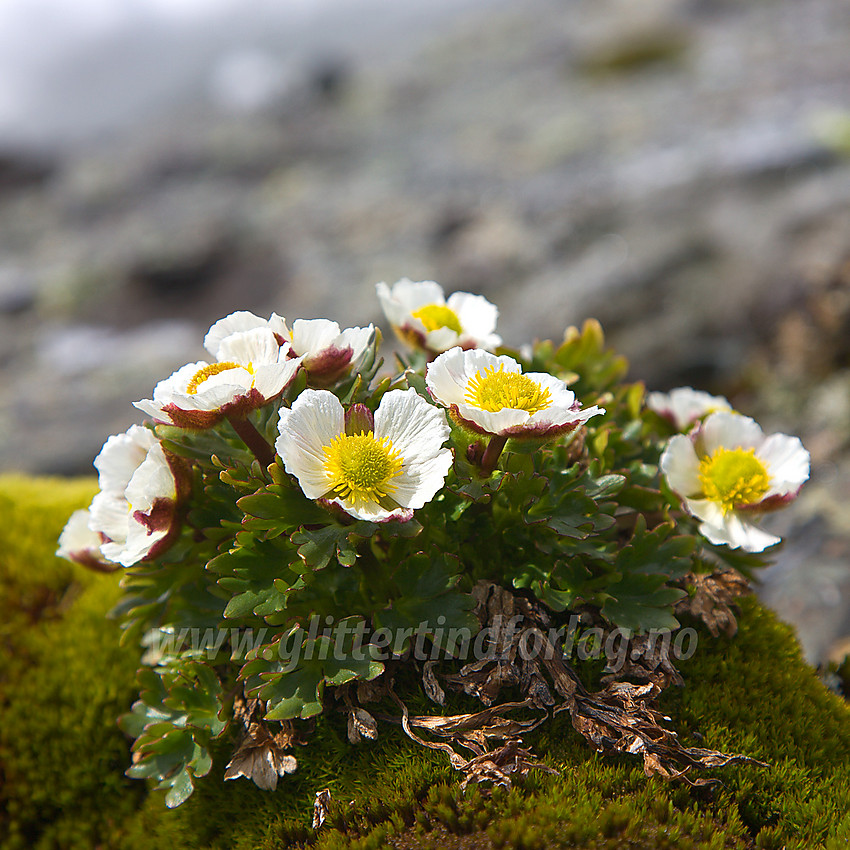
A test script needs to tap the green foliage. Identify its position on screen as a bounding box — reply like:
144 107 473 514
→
120 662 227 807
2 476 849 848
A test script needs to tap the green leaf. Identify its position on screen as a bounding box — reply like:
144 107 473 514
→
585 474 626 499
243 633 384 721
164 768 195 809
238 485 328 527
616 517 695 580
601 573 686 632
374 552 478 653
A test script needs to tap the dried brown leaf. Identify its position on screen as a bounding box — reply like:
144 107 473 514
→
459 741 558 791
422 661 446 706
347 707 378 744
602 632 685 688
675 568 751 638
224 695 298 791
312 788 331 830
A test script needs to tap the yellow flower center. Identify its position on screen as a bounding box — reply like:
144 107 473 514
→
411 304 463 335
464 365 553 414
698 447 770 512
186 361 251 394
323 431 403 507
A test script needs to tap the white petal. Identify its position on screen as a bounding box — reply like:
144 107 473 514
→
289 319 342 357
683 497 726 527
330 497 396 523
133 398 167 420
204 311 269 358
125 444 177 514
252 358 303 400
337 325 374 361
374 389 450 465
388 278 445 312
455 403 531 434
190 375 254 411
391 448 453 511
525 402 604 432
94 426 157 494
375 281 403 327
448 291 500 344
134 362 209 418
276 389 343 499
90 490 130 546
218 327 282 366
660 435 702 498
108 521 167 567
700 412 764 455
699 513 779 553
268 313 289 337
424 327 462 352
425 346 473 407
756 434 810 495
647 387 732 430
521 372 580 428
57 509 102 560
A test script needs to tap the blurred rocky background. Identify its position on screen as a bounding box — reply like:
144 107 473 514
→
1 0 849 672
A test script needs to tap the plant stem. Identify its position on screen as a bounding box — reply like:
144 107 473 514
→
226 413 276 469
480 434 508 476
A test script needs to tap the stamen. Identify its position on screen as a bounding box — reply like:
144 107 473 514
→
411 304 463 334
186 361 249 394
698 447 770 512
323 431 403 507
464 365 552 414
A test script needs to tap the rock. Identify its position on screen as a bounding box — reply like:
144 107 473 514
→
0 264 36 316
0 149 55 193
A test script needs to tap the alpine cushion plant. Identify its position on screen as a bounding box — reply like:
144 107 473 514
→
57 285 810 810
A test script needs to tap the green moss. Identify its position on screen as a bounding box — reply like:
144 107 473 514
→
1 474 849 849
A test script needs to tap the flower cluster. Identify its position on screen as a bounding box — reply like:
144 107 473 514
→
57 277 809 806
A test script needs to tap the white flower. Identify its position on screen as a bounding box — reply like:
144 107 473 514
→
205 311 373 386
87 425 186 567
660 412 810 552
646 387 732 431
135 327 303 428
376 278 501 353
57 508 112 571
425 347 604 438
285 318 374 385
276 388 452 522
204 310 289 356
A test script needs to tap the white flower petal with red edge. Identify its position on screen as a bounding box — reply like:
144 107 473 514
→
426 347 603 438
204 311 288 358
88 427 181 566
646 387 732 431
57 509 105 565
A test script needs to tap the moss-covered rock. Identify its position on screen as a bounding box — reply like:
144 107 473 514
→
1 474 849 849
